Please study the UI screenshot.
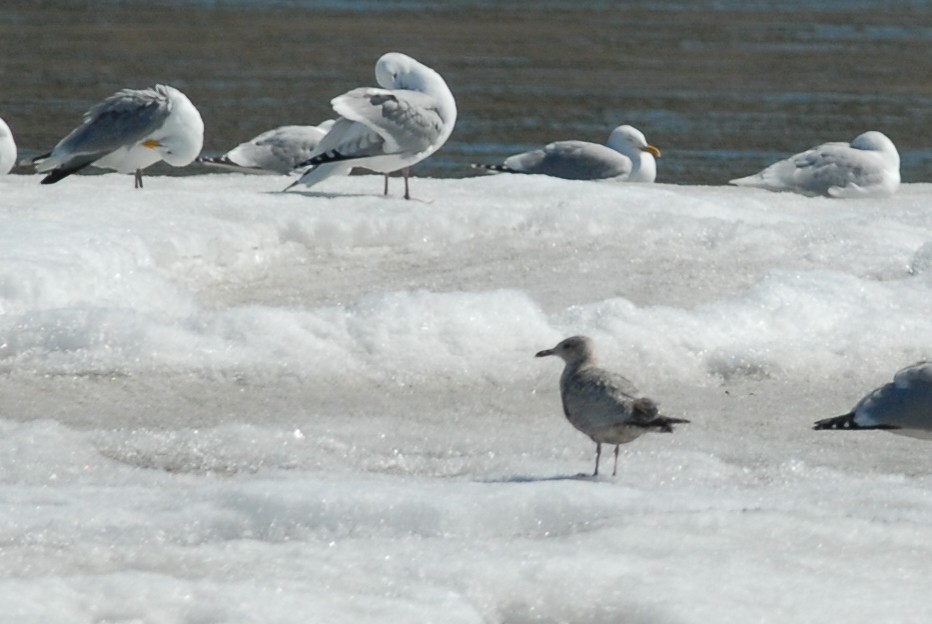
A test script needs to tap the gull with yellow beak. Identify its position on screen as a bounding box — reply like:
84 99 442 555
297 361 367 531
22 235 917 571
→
473 124 661 182
33 84 204 188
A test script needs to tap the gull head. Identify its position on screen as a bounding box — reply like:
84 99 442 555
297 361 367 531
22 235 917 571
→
607 125 660 159
151 85 205 167
850 131 899 164
535 335 596 366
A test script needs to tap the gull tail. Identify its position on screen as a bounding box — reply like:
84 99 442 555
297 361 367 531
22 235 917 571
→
632 398 689 433
197 155 275 175
813 412 898 431
471 163 517 174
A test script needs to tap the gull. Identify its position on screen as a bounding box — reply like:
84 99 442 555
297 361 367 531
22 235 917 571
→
536 335 689 476
472 125 660 182
197 120 334 175
286 52 457 199
0 115 16 175
33 84 204 188
814 361 932 438
729 131 900 198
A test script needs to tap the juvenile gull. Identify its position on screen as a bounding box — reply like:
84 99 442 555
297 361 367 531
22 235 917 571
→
473 125 660 182
814 361 932 438
33 84 204 188
198 120 334 175
0 115 15 175
729 131 900 198
286 52 457 199
536 335 689 476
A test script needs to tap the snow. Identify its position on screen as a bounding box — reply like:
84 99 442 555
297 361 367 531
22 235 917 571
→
2 171 932 623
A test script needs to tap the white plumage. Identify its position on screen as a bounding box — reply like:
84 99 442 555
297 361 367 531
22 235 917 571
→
33 84 204 188
474 125 660 182
729 131 900 198
814 362 932 438
287 52 457 199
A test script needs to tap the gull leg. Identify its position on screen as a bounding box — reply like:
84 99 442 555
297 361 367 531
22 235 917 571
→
383 174 389 196
612 444 620 477
402 167 411 200
134 169 143 189
593 442 601 476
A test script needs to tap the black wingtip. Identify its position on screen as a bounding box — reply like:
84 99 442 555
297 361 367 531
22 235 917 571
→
813 413 859 430
472 163 514 173
40 169 72 185
813 413 899 431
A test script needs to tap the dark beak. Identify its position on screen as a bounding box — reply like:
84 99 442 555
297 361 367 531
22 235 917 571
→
535 349 554 358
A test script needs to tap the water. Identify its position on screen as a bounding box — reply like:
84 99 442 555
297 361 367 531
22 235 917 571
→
0 0 929 184
3 2 932 622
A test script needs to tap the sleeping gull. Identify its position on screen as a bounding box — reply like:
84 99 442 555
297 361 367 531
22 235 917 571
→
814 361 932 438
198 120 334 175
286 52 457 199
536 335 689 476
473 125 660 182
729 131 900 198
0 115 15 175
33 84 204 188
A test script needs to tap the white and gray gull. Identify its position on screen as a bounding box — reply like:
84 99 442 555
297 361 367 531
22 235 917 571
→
198 120 335 175
286 52 457 199
729 130 900 198
536 335 689 476
0 115 16 175
33 84 204 188
814 361 932 438
473 125 660 182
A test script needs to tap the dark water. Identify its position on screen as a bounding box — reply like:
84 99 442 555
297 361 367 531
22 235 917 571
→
1 0 929 184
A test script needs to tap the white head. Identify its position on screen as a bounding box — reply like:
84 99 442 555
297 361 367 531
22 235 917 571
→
535 335 597 367
0 116 16 175
374 52 457 136
150 85 204 167
606 125 660 182
850 131 899 166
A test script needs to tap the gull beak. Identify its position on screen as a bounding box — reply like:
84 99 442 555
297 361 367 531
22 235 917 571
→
641 144 661 158
535 349 554 358
142 139 162 149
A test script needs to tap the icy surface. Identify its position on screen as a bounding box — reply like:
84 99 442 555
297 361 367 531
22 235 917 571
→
2 172 932 622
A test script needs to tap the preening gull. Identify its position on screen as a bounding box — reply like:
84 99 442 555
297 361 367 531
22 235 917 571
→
286 52 457 199
729 131 900 198
536 336 689 476
0 115 16 175
33 84 204 188
814 361 932 438
473 125 660 182
198 120 335 175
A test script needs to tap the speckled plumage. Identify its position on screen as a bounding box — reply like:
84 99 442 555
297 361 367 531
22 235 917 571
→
536 335 688 476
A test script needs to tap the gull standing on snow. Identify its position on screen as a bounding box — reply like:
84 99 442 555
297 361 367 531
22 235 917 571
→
286 52 457 199
473 125 660 182
33 84 204 188
536 336 689 476
729 131 900 198
0 115 16 175
198 120 334 175
814 362 932 438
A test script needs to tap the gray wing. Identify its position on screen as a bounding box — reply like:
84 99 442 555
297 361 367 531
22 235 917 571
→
502 140 631 180
55 87 171 159
732 142 883 196
855 361 932 434
561 367 641 431
206 125 328 174
314 87 445 160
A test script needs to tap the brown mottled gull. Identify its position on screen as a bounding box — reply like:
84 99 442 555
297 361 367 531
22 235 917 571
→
536 335 689 476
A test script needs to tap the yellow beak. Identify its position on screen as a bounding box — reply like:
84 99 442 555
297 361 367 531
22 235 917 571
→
142 139 162 149
641 144 661 158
